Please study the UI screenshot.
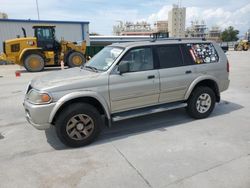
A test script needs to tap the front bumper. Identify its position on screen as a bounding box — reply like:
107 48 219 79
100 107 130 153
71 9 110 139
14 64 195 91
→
23 100 56 130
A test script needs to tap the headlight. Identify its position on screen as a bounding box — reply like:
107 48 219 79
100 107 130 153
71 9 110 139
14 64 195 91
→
26 89 52 104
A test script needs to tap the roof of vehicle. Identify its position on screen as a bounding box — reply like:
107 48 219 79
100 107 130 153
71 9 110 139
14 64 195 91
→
110 38 213 48
32 25 56 28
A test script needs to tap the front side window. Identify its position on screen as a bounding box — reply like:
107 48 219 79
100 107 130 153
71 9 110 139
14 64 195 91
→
119 47 154 72
85 46 123 71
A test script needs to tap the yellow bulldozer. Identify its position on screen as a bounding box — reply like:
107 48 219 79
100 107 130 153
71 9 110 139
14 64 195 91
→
0 25 86 72
234 40 249 51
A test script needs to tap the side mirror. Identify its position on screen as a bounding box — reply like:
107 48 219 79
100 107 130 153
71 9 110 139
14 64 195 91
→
118 62 129 74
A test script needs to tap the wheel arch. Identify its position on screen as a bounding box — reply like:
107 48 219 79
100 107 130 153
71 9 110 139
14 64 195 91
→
185 77 220 102
50 92 111 127
19 48 44 63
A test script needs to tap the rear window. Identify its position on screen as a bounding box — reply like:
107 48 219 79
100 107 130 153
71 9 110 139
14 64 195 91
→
186 43 219 64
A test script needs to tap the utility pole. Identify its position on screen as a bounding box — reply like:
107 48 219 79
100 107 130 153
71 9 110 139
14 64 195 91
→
36 0 40 20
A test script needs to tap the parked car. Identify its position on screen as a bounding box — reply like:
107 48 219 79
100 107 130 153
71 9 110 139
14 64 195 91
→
23 39 230 147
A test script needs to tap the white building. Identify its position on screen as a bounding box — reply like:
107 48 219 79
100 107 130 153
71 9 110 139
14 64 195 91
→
0 12 8 19
113 21 154 36
208 26 221 41
186 20 208 38
0 18 90 52
154 21 168 33
168 5 186 37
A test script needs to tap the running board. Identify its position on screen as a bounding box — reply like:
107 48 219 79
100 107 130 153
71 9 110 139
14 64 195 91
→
112 102 187 122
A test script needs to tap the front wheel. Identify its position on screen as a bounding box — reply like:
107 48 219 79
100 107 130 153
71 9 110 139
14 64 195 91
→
186 87 216 119
67 52 86 68
55 103 102 147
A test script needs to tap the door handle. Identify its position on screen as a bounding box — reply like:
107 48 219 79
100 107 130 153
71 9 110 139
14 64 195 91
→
147 75 155 79
185 70 192 74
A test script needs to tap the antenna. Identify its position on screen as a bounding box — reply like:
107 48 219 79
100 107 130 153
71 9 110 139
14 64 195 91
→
35 0 40 20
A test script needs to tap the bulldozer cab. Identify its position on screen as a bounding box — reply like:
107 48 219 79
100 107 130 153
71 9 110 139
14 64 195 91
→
33 25 59 51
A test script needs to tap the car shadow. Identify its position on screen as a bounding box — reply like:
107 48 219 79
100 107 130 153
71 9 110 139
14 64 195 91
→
45 100 243 150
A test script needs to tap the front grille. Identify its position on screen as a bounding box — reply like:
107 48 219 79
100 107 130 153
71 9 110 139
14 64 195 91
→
11 43 20 52
3 42 6 53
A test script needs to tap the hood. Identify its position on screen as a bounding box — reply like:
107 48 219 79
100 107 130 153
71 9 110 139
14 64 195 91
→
31 67 101 91
5 37 36 44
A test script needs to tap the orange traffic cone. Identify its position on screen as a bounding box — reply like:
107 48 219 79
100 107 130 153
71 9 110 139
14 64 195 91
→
15 71 21 77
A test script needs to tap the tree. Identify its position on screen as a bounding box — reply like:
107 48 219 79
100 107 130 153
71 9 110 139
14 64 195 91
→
220 26 239 42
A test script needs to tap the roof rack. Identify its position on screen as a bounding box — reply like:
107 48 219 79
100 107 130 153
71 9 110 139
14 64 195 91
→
149 32 206 42
109 33 207 46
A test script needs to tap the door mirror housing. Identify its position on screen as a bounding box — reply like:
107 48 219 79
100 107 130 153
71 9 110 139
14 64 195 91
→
118 62 129 74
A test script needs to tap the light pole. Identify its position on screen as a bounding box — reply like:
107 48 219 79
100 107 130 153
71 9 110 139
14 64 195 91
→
36 0 40 20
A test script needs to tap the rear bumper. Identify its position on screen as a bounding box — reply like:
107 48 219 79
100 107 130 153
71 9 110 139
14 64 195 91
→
23 100 56 130
220 79 230 92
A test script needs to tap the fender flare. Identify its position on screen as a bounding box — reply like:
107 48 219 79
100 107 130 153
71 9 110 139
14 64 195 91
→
48 91 111 123
184 75 219 100
19 48 43 62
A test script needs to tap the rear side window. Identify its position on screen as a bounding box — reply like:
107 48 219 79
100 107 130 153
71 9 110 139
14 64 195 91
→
157 45 183 68
180 44 195 66
186 43 219 64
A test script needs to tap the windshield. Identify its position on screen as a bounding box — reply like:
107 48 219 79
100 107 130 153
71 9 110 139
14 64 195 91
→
85 46 123 71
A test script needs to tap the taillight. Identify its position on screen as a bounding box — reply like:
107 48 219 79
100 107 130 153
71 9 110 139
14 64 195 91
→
227 61 230 72
27 41 35 46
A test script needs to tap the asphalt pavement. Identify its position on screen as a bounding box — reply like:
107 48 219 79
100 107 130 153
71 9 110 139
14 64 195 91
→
0 51 249 188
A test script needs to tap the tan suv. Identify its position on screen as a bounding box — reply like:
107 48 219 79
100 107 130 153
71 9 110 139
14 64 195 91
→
24 39 230 147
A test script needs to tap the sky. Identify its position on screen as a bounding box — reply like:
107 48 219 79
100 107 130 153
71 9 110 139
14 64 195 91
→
1 0 250 36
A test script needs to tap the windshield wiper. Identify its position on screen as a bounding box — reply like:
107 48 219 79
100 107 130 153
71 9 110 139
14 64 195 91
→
83 65 98 72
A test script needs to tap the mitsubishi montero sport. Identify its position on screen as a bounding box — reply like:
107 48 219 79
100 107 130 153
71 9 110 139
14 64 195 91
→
24 39 230 147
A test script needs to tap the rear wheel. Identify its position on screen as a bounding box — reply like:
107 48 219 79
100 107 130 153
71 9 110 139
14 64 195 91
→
67 52 86 68
24 54 44 72
243 46 248 51
55 103 102 147
186 87 216 119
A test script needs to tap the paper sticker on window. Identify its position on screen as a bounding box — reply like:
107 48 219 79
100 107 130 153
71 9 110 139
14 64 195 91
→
187 43 219 64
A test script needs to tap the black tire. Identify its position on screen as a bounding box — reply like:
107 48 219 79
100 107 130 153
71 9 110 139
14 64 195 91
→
186 86 216 119
24 54 44 72
55 103 102 147
67 52 86 68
